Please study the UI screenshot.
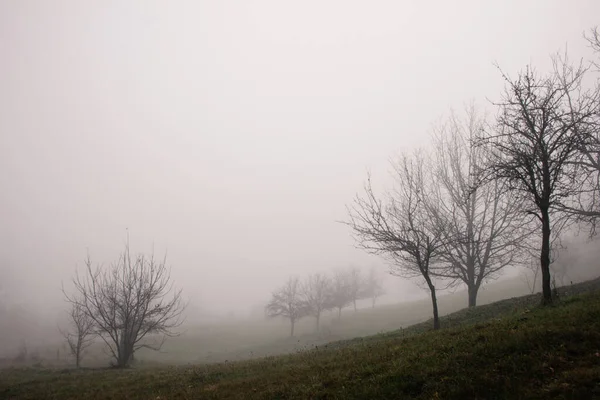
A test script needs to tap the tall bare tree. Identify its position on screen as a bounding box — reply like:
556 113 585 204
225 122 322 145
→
480 61 597 304
66 242 185 367
345 153 447 329
302 273 332 331
58 300 95 368
429 106 531 307
265 276 306 337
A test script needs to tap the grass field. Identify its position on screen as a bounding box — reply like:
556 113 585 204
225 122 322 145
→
2 279 600 399
1 274 537 368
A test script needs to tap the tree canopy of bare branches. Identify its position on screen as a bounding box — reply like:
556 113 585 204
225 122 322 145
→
480 61 598 304
429 106 531 307
65 242 185 368
345 153 446 329
265 276 306 337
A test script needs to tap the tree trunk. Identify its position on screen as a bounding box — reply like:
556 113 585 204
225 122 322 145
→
117 350 130 368
540 207 553 305
290 319 295 337
338 307 342 319
75 341 81 368
425 278 440 330
372 296 376 308
353 299 357 312
117 337 134 368
468 284 478 308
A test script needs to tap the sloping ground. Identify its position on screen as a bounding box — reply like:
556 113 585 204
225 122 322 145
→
2 281 600 399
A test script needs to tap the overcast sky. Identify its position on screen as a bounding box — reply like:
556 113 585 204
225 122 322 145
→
1 0 599 319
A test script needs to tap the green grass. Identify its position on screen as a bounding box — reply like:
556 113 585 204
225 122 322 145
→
2 281 600 399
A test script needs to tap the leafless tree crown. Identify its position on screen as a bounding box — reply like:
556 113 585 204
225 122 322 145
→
65 243 185 367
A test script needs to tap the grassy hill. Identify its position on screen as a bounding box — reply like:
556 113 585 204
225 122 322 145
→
127 274 590 366
2 279 600 399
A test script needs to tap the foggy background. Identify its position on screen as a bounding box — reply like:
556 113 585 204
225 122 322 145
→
1 0 599 341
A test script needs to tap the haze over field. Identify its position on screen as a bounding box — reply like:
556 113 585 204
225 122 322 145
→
1 1 600 363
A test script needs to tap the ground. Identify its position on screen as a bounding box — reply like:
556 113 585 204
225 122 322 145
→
2 280 600 399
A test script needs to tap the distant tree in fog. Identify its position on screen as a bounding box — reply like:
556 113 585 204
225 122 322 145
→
346 267 364 312
302 273 333 331
65 241 185 368
265 276 306 337
58 298 94 368
330 269 352 318
362 267 385 308
522 257 541 295
557 28 600 234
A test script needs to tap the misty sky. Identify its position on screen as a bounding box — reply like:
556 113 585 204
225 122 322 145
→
1 1 599 318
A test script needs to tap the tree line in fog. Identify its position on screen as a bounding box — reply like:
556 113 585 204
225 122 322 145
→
265 267 384 336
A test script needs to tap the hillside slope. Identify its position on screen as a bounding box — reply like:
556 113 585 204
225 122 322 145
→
2 280 600 399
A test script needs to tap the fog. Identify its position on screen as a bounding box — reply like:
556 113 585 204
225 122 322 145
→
1 1 599 362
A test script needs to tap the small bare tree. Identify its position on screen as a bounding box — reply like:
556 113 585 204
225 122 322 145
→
346 267 363 312
58 300 95 368
345 153 447 329
480 60 597 304
302 273 333 332
521 256 541 294
66 242 185 368
265 276 306 337
329 269 352 318
363 267 385 308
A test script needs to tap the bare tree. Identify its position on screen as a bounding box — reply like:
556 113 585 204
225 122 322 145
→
301 273 332 331
363 267 385 308
559 29 600 233
480 61 597 304
345 153 447 329
58 300 95 368
428 106 531 307
329 269 352 318
346 267 363 312
521 256 541 294
66 242 185 368
265 276 306 337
